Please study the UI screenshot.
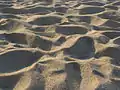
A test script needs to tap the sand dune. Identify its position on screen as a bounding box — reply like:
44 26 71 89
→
0 0 119 90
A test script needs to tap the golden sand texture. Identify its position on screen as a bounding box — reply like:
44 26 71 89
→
0 0 119 90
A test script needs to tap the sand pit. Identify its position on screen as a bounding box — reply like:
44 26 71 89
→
0 0 120 90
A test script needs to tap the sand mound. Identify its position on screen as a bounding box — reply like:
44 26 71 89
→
78 6 105 15
64 36 95 59
56 25 88 35
0 49 42 73
28 15 63 25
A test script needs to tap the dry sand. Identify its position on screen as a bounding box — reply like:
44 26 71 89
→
0 0 120 90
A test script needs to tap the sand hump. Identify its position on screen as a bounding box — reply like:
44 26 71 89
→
0 49 42 73
0 0 120 90
56 25 88 35
64 36 95 59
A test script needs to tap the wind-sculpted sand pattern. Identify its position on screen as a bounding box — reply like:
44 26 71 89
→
0 0 120 90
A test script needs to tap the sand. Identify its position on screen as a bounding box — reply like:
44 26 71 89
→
0 0 120 90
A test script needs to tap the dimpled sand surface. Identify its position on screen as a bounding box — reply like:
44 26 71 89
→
0 0 120 90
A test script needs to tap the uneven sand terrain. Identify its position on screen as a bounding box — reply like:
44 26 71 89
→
0 0 120 90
